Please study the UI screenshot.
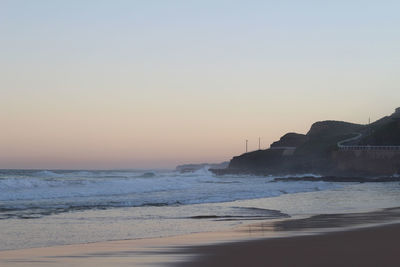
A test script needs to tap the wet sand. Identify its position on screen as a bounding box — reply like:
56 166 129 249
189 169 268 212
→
176 207 400 266
2 208 400 266
0 228 270 267
177 223 400 267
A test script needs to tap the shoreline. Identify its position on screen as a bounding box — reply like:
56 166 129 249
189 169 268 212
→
2 207 400 266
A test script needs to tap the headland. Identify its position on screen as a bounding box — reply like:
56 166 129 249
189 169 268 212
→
212 108 400 177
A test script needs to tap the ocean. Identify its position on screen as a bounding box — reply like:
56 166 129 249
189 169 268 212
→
1 168 400 251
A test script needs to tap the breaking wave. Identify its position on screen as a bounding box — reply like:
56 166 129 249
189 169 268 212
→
0 168 339 219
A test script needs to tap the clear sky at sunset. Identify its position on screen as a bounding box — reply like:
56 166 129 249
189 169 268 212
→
1 1 399 169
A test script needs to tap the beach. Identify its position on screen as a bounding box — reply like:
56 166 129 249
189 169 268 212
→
2 207 400 266
179 222 400 267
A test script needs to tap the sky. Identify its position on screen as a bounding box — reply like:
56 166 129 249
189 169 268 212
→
1 0 399 169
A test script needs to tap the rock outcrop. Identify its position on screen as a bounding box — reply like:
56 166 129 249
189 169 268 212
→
270 133 308 148
214 108 400 177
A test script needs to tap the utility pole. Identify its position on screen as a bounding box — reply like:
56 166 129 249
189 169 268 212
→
369 117 371 125
246 139 248 153
258 137 261 150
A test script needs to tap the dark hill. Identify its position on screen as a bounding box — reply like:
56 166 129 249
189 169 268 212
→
229 120 365 174
306 120 364 137
360 120 400 146
270 133 308 148
296 121 364 158
220 108 400 176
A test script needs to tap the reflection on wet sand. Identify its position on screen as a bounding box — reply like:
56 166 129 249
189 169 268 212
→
2 207 400 267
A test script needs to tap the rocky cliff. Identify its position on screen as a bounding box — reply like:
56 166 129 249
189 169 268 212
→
215 108 400 177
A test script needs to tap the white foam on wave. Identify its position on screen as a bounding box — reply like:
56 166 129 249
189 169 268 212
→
0 168 220 201
0 169 340 213
0 176 190 201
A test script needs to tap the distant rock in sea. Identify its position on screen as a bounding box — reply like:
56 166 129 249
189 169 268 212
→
176 162 229 173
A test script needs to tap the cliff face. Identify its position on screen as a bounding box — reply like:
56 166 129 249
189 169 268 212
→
222 108 400 177
229 149 285 171
229 121 364 174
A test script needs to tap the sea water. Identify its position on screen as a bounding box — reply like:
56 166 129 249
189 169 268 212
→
1 168 400 250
